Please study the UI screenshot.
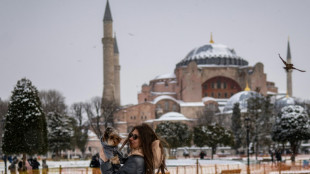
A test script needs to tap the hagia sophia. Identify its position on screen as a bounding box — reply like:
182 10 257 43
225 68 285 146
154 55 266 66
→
81 0 303 158
99 1 297 135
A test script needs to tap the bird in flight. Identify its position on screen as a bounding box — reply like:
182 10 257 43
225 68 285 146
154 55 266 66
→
278 54 306 72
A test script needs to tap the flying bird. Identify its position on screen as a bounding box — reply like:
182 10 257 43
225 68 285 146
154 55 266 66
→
278 54 306 72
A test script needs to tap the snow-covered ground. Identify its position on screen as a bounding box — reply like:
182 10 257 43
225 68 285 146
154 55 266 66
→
0 158 244 172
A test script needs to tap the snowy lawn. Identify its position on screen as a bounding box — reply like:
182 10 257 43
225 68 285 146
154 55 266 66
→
0 158 244 171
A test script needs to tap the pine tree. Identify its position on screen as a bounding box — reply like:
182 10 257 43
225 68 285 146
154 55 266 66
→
47 112 72 159
231 102 242 153
258 95 273 149
246 92 262 159
2 78 48 168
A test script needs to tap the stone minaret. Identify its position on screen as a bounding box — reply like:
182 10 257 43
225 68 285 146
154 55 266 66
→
114 35 121 105
286 38 292 97
102 0 115 101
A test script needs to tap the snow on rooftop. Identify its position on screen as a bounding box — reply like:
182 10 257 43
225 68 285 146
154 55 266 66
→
151 92 177 95
152 95 181 104
197 64 248 68
202 97 216 103
180 102 204 107
153 73 176 80
156 112 193 121
186 44 240 60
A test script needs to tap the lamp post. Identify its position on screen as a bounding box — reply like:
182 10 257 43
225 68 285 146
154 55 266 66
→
245 117 250 174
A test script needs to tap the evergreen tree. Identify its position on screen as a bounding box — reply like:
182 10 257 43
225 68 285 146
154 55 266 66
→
2 78 47 169
272 105 310 162
258 95 273 149
231 102 242 153
193 126 206 148
47 112 72 159
246 92 262 159
193 124 234 159
247 93 274 158
155 121 192 156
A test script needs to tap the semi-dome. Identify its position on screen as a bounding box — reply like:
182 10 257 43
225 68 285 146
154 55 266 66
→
275 96 295 111
155 112 192 121
176 43 248 67
223 91 260 113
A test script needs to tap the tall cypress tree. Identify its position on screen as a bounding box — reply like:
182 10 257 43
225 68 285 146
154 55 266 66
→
2 78 48 163
231 102 242 153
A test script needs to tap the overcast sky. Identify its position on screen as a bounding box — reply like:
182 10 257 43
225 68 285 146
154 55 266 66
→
1 0 309 107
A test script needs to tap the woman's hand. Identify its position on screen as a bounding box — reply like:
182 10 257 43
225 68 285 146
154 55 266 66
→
100 147 108 162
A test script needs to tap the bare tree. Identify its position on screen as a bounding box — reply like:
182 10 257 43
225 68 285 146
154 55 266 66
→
71 102 84 126
84 97 103 139
0 98 8 120
196 103 218 125
39 90 67 114
0 98 8 156
83 97 120 139
71 102 88 158
101 97 120 128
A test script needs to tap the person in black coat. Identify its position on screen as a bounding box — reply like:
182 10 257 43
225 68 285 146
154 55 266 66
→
199 151 206 159
31 158 40 169
100 124 167 174
90 154 100 168
30 158 40 174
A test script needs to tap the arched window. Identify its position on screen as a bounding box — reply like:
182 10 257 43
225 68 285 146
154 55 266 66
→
165 101 169 111
202 76 241 99
217 80 221 89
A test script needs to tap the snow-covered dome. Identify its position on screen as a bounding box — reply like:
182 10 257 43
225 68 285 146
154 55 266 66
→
275 96 295 111
155 112 192 121
223 91 260 113
176 43 248 67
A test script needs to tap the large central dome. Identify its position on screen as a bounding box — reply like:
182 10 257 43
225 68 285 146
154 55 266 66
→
176 43 248 67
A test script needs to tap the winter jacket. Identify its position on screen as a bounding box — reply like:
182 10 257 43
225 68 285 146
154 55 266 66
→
99 155 145 174
99 140 163 174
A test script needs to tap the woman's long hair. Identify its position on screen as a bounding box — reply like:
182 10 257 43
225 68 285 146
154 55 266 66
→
129 123 167 174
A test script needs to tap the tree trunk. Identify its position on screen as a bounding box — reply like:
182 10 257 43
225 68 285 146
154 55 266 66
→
22 153 27 172
290 141 298 163
211 147 216 159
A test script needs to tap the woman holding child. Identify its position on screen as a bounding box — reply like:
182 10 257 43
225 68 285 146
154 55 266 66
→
99 123 167 174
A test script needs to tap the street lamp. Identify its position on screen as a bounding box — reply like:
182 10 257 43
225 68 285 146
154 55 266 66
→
245 117 250 174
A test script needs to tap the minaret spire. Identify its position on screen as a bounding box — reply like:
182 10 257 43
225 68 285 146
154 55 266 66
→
103 0 113 22
286 37 292 97
209 32 214 44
